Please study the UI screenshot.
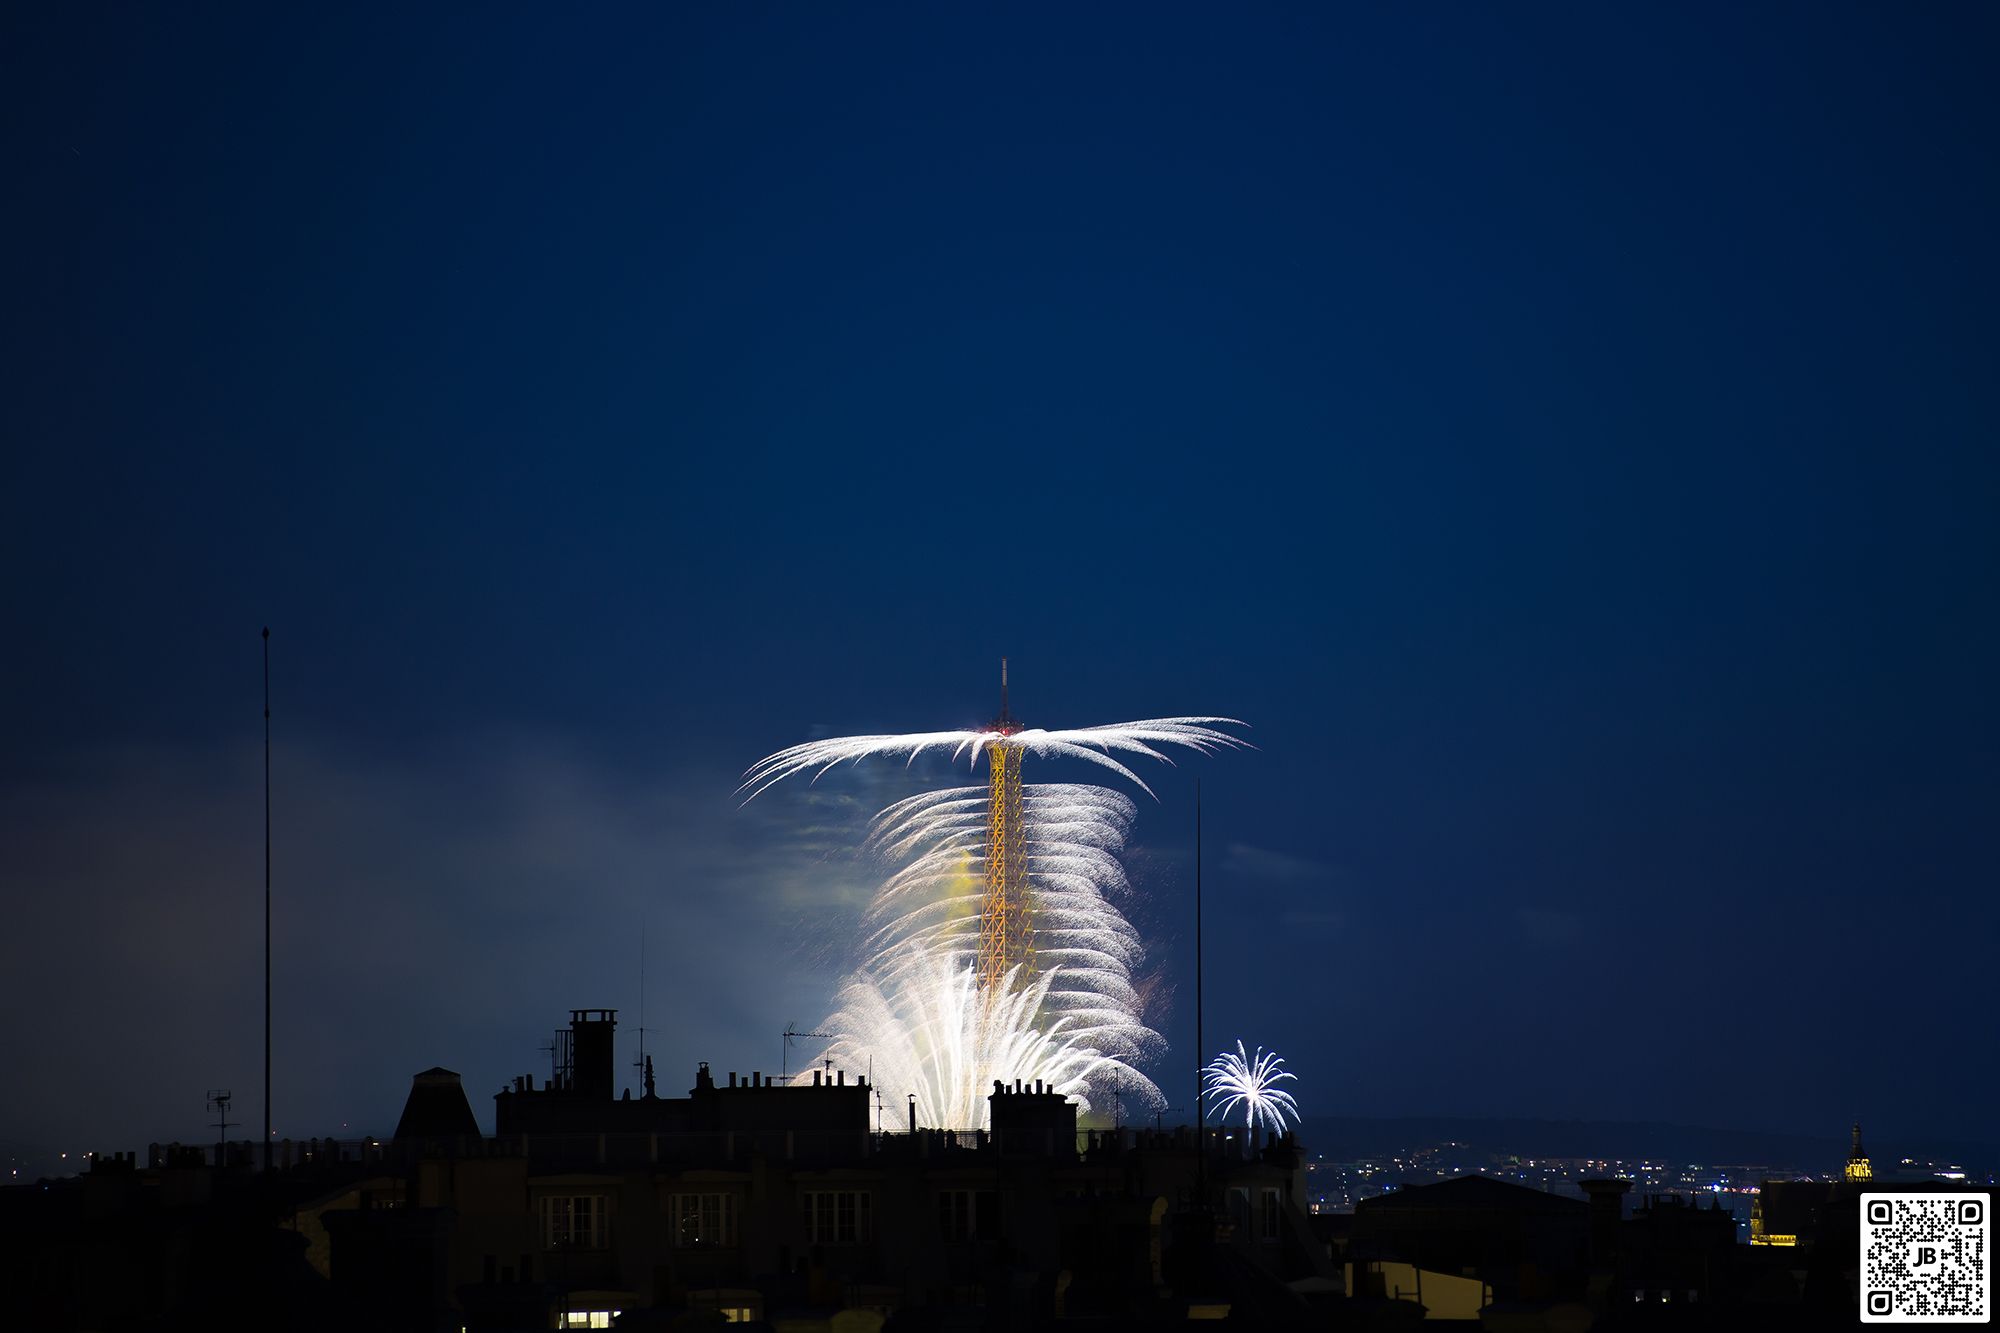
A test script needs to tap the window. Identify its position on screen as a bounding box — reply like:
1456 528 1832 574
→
672 1193 737 1248
690 1289 760 1321
938 1189 1002 1242
802 1190 872 1244
539 1195 607 1250
1259 1188 1282 1242
558 1314 619 1330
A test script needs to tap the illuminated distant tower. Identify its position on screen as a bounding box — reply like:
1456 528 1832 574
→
1845 1122 1873 1181
976 659 1032 994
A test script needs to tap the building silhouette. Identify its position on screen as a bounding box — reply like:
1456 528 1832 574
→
8 1019 1990 1331
1 1007 1329 1330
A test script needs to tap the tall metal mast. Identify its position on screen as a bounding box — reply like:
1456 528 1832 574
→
261 627 272 1172
1195 779 1205 1198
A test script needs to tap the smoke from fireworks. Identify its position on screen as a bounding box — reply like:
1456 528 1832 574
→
1201 1040 1300 1133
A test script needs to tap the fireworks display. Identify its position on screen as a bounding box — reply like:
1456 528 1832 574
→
740 719 1250 803
821 947 1162 1129
1201 1041 1300 1133
744 686 1248 1129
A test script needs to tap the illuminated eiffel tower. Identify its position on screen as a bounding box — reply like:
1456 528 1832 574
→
976 659 1032 994
741 668 1247 1009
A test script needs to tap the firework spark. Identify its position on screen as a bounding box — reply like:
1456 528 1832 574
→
1202 1041 1300 1133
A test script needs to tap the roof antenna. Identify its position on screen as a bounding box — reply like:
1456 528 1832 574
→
1000 656 1009 726
207 1088 238 1168
783 1024 834 1080
633 925 651 1097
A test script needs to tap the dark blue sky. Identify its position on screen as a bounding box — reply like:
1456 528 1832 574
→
4 4 1996 1156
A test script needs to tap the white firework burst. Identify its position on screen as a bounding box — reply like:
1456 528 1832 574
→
859 783 1157 1064
739 718 1251 802
807 944 1154 1129
1202 1041 1300 1133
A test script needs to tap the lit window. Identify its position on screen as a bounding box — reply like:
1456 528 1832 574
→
720 1309 755 1323
540 1196 607 1250
558 1312 619 1329
802 1190 872 1244
672 1193 737 1248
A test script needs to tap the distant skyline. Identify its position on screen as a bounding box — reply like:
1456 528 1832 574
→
4 3 1996 1155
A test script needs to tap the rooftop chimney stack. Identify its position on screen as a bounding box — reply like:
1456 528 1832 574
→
569 1010 618 1101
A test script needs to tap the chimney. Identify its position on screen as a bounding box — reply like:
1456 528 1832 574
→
1580 1178 1631 1265
568 1010 617 1101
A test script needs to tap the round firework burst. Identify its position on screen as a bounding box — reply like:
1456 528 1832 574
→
1202 1040 1300 1132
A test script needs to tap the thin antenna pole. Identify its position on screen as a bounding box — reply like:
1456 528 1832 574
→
261 627 271 1173
632 924 646 1094
1000 656 1009 723
1195 777 1205 1203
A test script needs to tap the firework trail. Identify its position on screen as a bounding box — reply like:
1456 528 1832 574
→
1202 1041 1300 1133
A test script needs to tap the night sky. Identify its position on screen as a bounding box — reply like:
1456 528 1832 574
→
5 5 1996 1159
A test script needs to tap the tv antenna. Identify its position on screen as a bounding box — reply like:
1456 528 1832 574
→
206 1089 238 1164
632 925 652 1096
782 1024 834 1079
